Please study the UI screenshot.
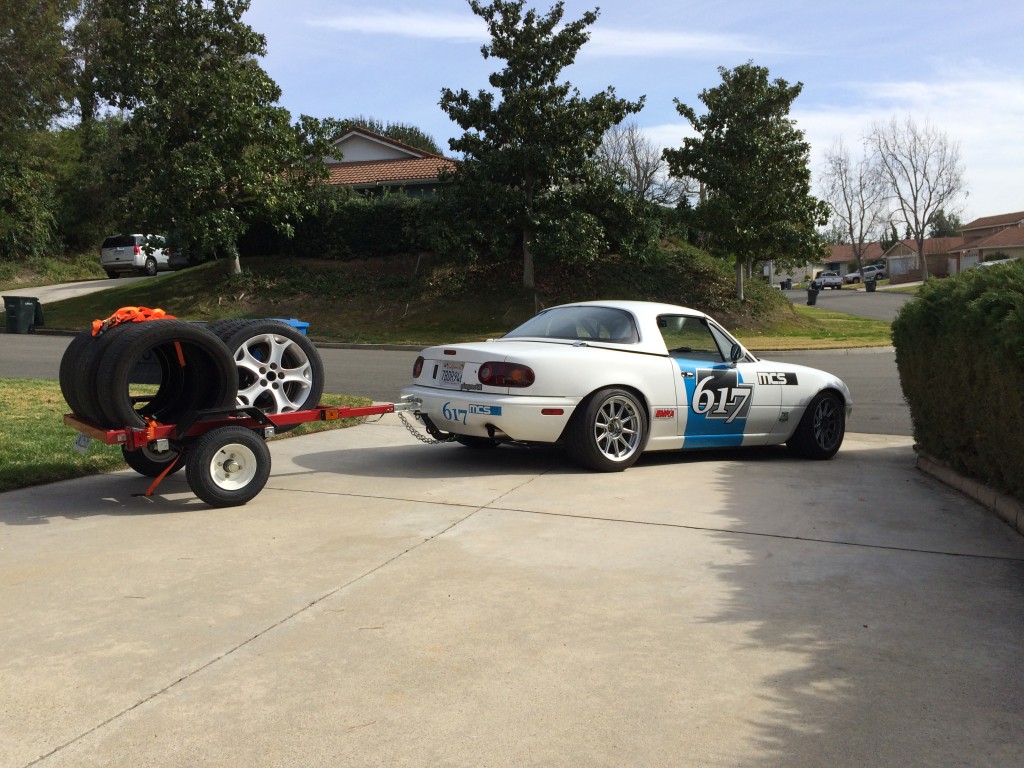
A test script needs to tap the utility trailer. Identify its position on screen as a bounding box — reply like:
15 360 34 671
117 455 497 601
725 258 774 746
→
64 400 419 508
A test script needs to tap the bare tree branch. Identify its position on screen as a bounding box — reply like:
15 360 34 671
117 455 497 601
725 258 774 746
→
867 116 965 280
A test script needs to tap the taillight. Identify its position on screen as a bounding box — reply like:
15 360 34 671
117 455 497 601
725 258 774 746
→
133 245 141 255
412 356 424 378
478 362 534 388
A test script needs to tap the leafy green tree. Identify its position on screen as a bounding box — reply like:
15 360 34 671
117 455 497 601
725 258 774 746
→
95 0 338 274
440 0 644 289
664 62 828 299
927 208 963 238
0 0 76 260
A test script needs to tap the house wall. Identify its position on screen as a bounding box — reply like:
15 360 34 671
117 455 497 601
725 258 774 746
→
327 135 414 164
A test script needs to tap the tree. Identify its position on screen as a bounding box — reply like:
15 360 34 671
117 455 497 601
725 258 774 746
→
0 0 76 260
95 0 337 274
439 0 644 289
664 63 828 299
927 208 963 238
819 138 888 277
868 116 965 281
596 121 693 207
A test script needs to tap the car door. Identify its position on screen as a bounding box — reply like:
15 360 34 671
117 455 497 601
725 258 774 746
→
658 314 781 448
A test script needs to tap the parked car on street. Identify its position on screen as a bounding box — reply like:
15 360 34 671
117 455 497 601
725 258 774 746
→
845 265 886 284
402 300 853 472
99 234 172 277
814 271 844 289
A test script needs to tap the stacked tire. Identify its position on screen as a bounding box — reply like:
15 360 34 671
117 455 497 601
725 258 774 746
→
59 320 239 431
59 317 326 506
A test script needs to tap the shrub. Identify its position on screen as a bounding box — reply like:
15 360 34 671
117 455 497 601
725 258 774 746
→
284 190 437 260
892 261 1024 501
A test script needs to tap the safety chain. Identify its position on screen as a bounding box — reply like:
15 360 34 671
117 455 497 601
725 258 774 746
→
397 409 457 444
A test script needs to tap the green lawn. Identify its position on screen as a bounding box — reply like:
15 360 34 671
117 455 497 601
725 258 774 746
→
0 379 370 493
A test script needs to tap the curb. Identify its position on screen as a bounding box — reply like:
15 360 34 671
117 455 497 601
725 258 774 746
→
916 452 1024 537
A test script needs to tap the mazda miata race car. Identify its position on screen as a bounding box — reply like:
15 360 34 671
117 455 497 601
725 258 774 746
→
401 300 852 471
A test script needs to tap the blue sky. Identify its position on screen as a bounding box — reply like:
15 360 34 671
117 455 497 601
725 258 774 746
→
246 0 1024 223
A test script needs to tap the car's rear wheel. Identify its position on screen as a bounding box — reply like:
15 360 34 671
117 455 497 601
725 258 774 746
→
787 391 845 459
141 257 157 276
566 388 647 472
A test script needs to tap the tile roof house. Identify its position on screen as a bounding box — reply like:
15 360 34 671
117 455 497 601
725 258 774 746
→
325 127 457 197
884 210 1024 282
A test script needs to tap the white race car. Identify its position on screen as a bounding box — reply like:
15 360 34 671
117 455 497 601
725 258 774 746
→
401 300 852 471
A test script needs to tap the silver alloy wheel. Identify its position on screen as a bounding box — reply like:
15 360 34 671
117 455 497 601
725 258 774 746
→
813 394 844 452
233 332 315 413
207 441 259 492
593 394 643 462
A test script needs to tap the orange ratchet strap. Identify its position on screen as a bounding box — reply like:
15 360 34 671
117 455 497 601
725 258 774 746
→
91 306 176 337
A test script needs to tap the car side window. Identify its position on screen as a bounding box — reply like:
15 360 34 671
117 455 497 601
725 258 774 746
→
657 315 725 362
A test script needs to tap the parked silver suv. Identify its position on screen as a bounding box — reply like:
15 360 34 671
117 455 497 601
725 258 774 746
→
99 234 171 278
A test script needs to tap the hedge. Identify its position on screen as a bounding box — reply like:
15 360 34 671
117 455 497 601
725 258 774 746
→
891 261 1024 502
283 191 437 260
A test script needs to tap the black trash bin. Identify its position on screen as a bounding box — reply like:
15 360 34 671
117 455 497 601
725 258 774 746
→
3 296 43 334
782 278 793 290
806 283 820 306
865 278 877 292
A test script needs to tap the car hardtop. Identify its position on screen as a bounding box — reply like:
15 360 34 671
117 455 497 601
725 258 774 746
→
493 300 754 360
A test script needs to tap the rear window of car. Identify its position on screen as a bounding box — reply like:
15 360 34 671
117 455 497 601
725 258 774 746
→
102 235 139 248
505 306 639 344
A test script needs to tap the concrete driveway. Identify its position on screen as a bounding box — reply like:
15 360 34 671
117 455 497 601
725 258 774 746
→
3 416 1023 767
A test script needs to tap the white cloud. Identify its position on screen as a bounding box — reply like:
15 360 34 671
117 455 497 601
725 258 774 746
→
586 28 780 57
310 12 776 57
311 12 485 42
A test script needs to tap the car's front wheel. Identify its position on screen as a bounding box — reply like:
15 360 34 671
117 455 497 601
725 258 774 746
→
566 388 647 472
787 391 845 459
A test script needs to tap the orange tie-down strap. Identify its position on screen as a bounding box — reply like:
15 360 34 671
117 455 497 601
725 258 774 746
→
91 306 176 337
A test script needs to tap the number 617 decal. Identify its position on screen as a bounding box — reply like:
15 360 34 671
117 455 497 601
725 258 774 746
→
691 370 752 424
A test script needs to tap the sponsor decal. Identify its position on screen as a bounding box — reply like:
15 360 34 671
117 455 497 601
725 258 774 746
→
460 383 483 391
654 409 676 419
441 402 502 425
469 404 502 416
756 371 799 385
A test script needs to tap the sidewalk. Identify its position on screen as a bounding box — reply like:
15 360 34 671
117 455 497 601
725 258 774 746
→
3 417 1023 767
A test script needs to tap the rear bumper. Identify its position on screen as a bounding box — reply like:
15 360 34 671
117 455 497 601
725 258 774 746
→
400 385 577 443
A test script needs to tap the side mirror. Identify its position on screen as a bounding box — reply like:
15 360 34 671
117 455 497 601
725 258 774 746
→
730 343 744 365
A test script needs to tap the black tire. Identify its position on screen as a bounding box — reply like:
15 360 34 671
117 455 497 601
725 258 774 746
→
186 426 271 507
787 391 846 460
565 388 647 472
140 257 157 277
122 443 184 477
93 320 238 429
207 320 324 426
455 435 499 449
105 270 119 279
59 325 134 425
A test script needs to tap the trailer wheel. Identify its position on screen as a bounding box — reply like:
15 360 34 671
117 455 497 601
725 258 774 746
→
122 443 184 477
186 426 270 507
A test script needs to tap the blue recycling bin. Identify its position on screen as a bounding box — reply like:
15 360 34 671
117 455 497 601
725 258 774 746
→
268 317 309 335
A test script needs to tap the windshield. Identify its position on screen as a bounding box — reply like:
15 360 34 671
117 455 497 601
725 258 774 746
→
505 306 639 344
